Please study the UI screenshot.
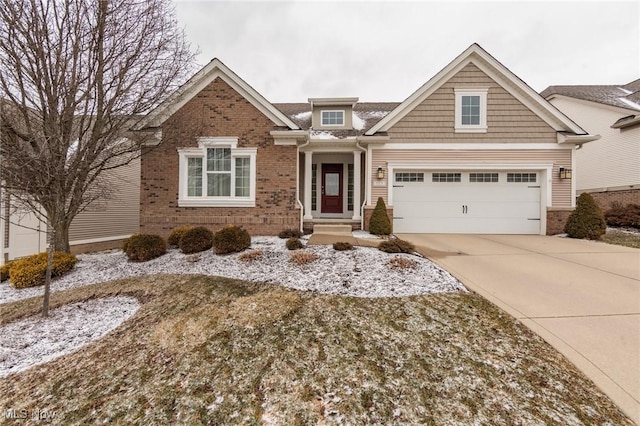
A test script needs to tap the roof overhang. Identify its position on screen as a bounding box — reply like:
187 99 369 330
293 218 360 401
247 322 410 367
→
270 130 308 146
611 114 640 129
557 133 600 146
308 97 359 108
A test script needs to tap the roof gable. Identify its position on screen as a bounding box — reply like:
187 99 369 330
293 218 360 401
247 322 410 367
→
366 43 586 136
137 59 299 130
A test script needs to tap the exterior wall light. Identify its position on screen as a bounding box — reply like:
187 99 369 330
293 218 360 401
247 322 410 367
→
377 167 385 180
558 167 572 179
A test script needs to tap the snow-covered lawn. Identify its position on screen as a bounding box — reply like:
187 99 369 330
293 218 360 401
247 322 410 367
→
0 236 465 305
0 296 139 377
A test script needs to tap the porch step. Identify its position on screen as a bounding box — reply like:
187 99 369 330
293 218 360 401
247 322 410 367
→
312 224 353 236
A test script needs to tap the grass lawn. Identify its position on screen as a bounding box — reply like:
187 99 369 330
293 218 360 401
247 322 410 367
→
0 275 633 425
601 229 640 249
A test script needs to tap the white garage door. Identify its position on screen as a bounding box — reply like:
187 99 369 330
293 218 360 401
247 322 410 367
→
393 171 541 234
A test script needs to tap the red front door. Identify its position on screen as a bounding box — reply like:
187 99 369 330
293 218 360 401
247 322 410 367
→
321 164 343 214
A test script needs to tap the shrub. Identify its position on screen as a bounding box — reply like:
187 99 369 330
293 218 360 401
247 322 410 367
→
178 226 214 254
168 226 194 247
333 241 354 251
387 256 417 270
123 234 167 262
8 252 77 289
213 225 251 254
369 197 392 235
289 251 318 265
0 261 11 282
605 203 640 229
286 237 304 250
238 249 263 262
378 238 415 254
565 193 606 240
278 229 303 239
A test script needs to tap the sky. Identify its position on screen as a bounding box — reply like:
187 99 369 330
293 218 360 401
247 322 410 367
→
174 0 640 103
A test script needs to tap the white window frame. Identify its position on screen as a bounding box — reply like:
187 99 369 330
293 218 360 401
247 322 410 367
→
178 137 257 207
454 88 488 133
321 110 345 127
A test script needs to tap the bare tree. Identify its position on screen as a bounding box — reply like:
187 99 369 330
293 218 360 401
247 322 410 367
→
0 0 196 315
0 0 195 251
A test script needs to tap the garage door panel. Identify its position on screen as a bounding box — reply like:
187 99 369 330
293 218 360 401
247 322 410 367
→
392 170 541 234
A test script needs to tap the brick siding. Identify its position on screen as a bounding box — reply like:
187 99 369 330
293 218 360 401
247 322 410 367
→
586 189 640 211
140 78 299 238
546 208 574 235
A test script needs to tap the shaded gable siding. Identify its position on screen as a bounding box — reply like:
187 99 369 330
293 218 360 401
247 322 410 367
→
388 63 557 142
140 77 299 237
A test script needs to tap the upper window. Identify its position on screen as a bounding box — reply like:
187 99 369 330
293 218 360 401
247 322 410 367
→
454 89 488 133
321 110 345 126
178 137 256 207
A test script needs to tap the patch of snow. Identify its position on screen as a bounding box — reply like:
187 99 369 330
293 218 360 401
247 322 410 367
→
619 97 640 111
607 226 640 235
292 111 312 120
352 112 366 130
352 230 382 240
1 237 465 304
0 296 139 377
310 130 338 139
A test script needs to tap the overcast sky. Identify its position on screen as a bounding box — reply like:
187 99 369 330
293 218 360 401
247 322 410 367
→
174 1 640 103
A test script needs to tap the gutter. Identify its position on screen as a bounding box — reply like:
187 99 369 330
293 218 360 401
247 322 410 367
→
296 133 311 233
611 114 640 129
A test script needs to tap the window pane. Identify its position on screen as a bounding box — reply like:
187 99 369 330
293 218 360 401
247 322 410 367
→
207 148 230 172
322 110 344 126
461 95 481 125
347 164 354 211
325 173 340 196
235 157 250 197
187 158 203 196
207 173 230 196
311 164 317 211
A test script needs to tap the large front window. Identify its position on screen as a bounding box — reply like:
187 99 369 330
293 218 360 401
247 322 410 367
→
179 138 256 207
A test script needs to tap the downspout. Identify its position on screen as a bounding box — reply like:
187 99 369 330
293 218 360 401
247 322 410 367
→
355 138 367 230
297 136 311 233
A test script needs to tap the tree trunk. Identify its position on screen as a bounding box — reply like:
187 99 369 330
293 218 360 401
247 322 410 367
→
52 220 71 253
42 230 55 317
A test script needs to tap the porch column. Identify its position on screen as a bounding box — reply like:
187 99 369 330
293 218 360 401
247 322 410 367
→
352 150 362 220
303 151 313 220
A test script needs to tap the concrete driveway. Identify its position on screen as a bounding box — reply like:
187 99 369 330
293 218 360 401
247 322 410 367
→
397 233 640 424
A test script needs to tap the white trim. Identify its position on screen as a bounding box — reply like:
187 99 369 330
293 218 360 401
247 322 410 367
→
352 151 362 220
571 146 577 208
70 234 133 246
177 141 257 208
375 142 573 150
366 43 587 136
320 110 346 127
304 152 313 219
137 60 299 130
454 88 488 133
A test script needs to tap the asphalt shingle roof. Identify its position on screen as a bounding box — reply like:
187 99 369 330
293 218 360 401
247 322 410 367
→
541 79 640 112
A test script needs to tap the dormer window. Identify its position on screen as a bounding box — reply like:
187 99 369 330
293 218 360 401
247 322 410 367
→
455 89 488 133
321 110 345 126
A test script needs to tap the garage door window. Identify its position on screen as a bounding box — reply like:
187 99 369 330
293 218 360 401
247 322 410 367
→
432 173 461 182
507 173 536 183
396 172 424 182
469 173 499 183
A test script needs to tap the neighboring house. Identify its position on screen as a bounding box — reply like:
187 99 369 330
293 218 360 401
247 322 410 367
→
136 44 597 237
541 80 640 209
0 158 140 264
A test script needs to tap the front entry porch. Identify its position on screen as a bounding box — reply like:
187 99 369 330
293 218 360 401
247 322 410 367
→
300 149 365 225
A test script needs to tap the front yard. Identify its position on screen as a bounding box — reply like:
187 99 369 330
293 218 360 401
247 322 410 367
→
0 237 634 424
